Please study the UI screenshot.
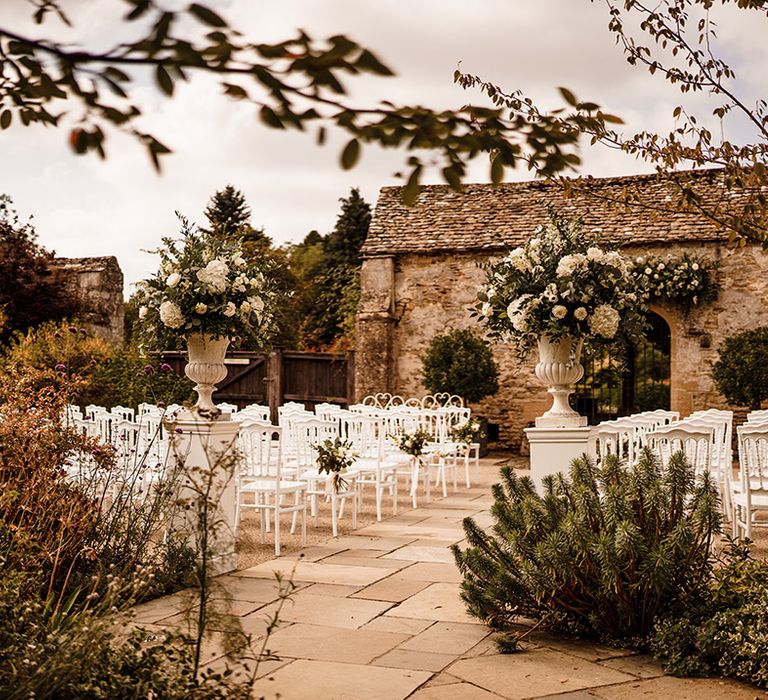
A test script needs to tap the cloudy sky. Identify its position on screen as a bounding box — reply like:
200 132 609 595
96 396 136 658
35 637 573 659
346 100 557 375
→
1 1 765 295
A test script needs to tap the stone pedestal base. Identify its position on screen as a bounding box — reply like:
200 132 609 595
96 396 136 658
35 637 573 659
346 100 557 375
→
166 411 240 576
525 426 593 494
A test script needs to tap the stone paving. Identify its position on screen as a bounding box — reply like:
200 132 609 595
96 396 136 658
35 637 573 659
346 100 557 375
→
132 457 768 699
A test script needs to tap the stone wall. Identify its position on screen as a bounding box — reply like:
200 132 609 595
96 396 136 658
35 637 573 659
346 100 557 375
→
50 256 124 345
356 241 768 451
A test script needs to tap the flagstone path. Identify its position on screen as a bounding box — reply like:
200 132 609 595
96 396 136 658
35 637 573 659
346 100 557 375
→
133 456 767 699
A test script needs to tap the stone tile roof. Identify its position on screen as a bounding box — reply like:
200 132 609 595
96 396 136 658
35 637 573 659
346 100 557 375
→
363 169 734 256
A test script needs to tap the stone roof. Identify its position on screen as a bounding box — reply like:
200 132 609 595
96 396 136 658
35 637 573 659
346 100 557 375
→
363 169 736 256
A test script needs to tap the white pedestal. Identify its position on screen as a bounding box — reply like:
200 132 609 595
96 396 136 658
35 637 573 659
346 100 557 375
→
166 412 240 575
525 426 593 494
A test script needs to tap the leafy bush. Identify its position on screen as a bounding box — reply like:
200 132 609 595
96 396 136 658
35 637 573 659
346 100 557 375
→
712 326 768 409
2 319 194 409
0 196 80 344
421 328 499 404
651 539 768 687
0 570 254 699
452 449 720 647
0 367 106 588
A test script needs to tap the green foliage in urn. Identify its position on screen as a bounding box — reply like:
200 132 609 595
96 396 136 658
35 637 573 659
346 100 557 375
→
421 329 499 404
474 212 647 361
631 253 718 313
135 217 281 350
452 449 720 649
712 326 768 410
650 539 768 687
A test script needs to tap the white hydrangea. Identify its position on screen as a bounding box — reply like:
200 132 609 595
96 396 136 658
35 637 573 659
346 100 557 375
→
505 247 531 272
223 302 237 317
506 294 532 332
588 304 620 339
166 272 181 288
556 253 586 277
196 259 229 293
159 301 184 329
551 304 568 320
574 306 588 321
586 246 604 261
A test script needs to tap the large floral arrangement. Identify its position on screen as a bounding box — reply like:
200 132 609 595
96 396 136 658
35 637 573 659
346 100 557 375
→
135 218 279 348
631 252 717 313
474 213 646 359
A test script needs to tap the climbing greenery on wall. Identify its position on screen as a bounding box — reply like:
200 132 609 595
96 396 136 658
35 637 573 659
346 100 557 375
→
631 253 718 313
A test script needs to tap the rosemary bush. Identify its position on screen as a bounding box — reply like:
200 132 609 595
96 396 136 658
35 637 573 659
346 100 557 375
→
453 448 721 648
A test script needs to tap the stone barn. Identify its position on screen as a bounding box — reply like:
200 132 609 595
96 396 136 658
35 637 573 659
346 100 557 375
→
355 170 768 451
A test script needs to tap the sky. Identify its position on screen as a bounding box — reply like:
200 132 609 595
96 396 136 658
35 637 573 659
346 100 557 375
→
0 0 766 296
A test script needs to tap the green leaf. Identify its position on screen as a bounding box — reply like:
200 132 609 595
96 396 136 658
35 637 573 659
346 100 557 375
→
340 138 360 170
0 110 11 130
558 86 578 107
402 165 423 205
356 49 394 76
259 106 284 129
222 83 248 99
188 3 227 27
155 65 174 96
125 0 151 20
490 156 504 185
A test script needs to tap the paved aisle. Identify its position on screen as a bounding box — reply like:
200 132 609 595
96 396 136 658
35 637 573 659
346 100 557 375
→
132 456 766 699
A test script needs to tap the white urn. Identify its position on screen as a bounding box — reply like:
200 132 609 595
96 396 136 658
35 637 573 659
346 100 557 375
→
534 336 587 428
185 332 230 413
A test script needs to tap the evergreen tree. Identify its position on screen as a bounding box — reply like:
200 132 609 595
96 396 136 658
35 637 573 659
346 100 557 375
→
203 185 272 256
324 188 371 268
298 188 371 349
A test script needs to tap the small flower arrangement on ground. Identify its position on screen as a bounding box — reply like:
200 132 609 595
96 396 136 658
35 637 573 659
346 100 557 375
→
631 252 717 313
450 418 482 444
474 212 647 359
313 437 355 492
390 429 432 458
135 216 279 349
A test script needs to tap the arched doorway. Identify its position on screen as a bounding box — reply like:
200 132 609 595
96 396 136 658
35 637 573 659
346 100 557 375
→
573 311 672 423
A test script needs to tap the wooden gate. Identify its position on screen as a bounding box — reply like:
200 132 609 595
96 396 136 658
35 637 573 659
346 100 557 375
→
161 348 354 419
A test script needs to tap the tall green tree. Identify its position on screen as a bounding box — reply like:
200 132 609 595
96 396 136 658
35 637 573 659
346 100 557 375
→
0 196 79 344
325 188 371 268
297 189 371 349
203 185 272 256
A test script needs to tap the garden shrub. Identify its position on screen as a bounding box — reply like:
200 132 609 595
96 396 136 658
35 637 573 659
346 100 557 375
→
0 366 266 696
0 569 254 699
651 539 768 687
421 328 499 404
711 326 768 409
452 448 720 647
2 319 194 409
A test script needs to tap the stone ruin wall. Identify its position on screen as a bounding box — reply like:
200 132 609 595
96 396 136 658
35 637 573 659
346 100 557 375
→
50 256 124 345
356 242 768 451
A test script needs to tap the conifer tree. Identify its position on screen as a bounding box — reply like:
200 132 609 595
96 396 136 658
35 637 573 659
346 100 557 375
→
325 188 371 268
203 185 272 257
